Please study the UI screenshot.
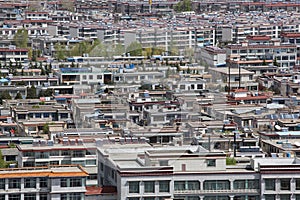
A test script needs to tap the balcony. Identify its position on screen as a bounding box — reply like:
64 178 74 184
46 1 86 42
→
174 189 260 194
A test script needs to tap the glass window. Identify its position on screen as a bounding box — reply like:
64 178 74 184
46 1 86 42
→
0 179 5 189
70 178 82 187
61 151 71 156
61 178 68 187
144 181 155 193
207 159 216 167
187 181 200 190
296 179 300 190
25 178 36 188
234 180 245 189
8 179 21 189
40 177 48 188
0 194 5 200
280 194 290 200
50 151 59 156
248 180 259 189
8 194 21 200
174 181 185 191
264 194 275 200
129 181 139 193
203 180 230 190
86 160 96 165
24 193 36 200
89 75 93 79
159 180 170 192
73 150 84 157
265 179 275 190
280 179 290 190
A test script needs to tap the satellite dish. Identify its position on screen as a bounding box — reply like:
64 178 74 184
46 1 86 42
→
274 124 282 131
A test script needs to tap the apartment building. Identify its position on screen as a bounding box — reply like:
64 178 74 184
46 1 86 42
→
226 36 297 70
17 140 97 186
97 144 262 200
0 47 28 63
196 46 226 67
0 165 87 200
57 67 112 85
209 67 258 91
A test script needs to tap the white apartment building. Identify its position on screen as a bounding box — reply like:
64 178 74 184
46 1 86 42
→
0 165 87 200
97 140 300 200
58 67 112 85
17 141 97 186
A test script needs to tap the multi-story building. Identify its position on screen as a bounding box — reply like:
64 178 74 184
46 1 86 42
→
0 47 28 63
17 140 97 186
0 165 87 200
226 36 297 70
57 67 112 86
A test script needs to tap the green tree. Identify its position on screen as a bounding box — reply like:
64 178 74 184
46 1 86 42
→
174 0 192 12
126 41 143 56
226 157 237 165
113 43 125 56
43 123 50 134
54 43 66 61
15 92 23 100
26 85 37 99
0 151 6 168
13 29 28 48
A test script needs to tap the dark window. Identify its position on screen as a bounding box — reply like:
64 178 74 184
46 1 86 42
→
8 179 21 189
159 180 170 192
24 178 36 188
129 181 139 193
207 159 216 167
144 181 155 193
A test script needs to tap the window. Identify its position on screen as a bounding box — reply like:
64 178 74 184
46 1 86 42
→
8 194 21 200
0 195 5 200
24 194 36 200
82 75 87 80
265 179 275 190
8 179 21 189
129 181 139 193
174 181 185 191
25 178 36 188
69 193 81 200
40 177 48 188
197 84 203 89
159 180 170 192
62 151 71 156
203 180 230 190
0 179 4 189
280 179 290 190
234 180 245 189
61 160 71 165
43 113 49 118
50 151 59 156
35 113 41 118
207 159 216 167
280 194 290 200
70 178 82 187
89 75 93 79
144 181 155 193
264 194 275 200
86 160 96 165
97 75 102 79
61 178 68 187
73 150 84 157
296 179 300 190
23 152 34 157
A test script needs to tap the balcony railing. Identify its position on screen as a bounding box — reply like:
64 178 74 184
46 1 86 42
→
174 189 260 194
